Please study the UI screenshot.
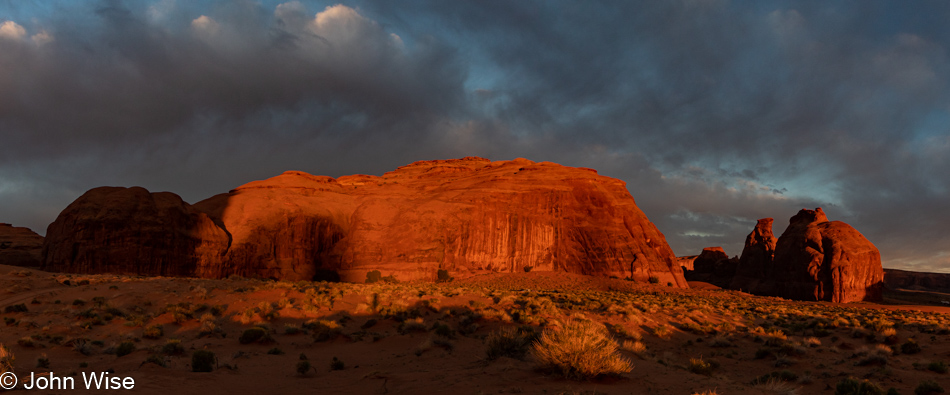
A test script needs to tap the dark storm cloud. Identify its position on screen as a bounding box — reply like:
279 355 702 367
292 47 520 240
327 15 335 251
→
2 1 950 271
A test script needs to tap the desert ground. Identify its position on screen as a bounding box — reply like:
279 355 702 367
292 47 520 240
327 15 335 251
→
1 264 949 395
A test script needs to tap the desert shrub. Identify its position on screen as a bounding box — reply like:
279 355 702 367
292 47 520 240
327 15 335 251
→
115 341 136 357
751 370 798 385
436 269 453 283
296 360 311 375
36 354 50 368
267 347 284 355
191 350 216 372
162 339 185 356
927 361 948 374
915 380 945 395
653 324 673 339
901 339 922 354
532 320 632 380
310 320 341 342
836 377 885 395
523 266 533 273
143 324 164 339
687 356 719 376
330 357 344 370
239 327 268 344
4 303 27 313
431 321 454 338
485 327 534 361
365 270 382 284
144 354 166 367
648 276 660 284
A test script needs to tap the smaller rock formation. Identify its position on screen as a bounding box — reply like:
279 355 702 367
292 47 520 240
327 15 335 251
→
730 218 778 293
683 247 739 288
0 223 44 267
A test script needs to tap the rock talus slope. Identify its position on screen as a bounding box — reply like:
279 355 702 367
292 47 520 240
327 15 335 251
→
43 158 687 286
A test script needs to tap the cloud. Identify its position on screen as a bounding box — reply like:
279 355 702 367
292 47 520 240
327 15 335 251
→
2 1 950 273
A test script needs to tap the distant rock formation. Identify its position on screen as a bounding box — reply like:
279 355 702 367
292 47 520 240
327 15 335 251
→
43 187 230 277
42 157 687 286
884 269 950 294
0 223 44 267
682 247 738 288
731 208 884 303
677 255 698 271
730 218 778 293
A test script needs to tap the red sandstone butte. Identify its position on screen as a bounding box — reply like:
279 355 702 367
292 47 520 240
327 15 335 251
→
730 218 778 294
42 187 230 277
768 208 884 302
0 223 44 267
42 158 687 286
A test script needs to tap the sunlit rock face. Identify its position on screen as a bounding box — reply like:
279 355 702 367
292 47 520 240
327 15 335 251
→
735 208 884 303
42 187 230 277
0 223 44 267
42 158 687 286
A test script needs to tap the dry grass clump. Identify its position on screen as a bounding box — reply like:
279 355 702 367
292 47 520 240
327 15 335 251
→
0 344 13 374
485 326 537 361
532 319 632 380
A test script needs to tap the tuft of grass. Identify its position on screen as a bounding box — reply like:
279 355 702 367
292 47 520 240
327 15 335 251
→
901 339 922 355
927 361 948 374
687 356 719 376
836 377 885 395
532 320 632 380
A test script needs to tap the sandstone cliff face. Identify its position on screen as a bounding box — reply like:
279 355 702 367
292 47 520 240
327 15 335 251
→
730 218 778 293
768 208 883 302
0 223 44 267
43 187 230 277
683 246 738 288
43 158 687 286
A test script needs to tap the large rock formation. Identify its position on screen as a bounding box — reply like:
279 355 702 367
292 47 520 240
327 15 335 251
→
730 218 778 293
732 208 884 303
43 158 687 286
0 223 44 267
43 187 230 277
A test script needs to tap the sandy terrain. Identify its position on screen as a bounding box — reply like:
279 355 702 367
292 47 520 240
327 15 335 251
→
1 265 949 395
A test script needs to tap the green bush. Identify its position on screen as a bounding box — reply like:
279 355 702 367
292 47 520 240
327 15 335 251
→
915 380 945 395
143 325 164 339
437 269 453 283
365 270 382 284
927 361 948 374
115 341 136 357
239 327 268 344
330 357 344 370
296 360 311 375
901 340 922 354
191 350 216 372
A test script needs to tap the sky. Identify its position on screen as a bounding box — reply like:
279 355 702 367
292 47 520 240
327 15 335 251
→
1 1 949 272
